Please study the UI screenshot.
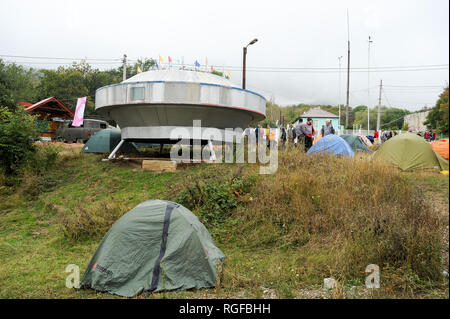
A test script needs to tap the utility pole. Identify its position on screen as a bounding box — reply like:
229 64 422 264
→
377 79 382 131
345 10 351 128
338 56 343 133
122 54 127 82
367 36 373 134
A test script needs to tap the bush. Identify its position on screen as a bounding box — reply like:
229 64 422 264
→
60 200 130 240
27 144 61 175
175 165 256 227
0 106 39 176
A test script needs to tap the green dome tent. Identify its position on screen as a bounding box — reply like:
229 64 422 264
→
80 200 225 297
81 128 138 154
373 133 449 171
341 135 371 152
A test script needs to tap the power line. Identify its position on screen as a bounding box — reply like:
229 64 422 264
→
2 60 121 65
384 85 445 88
1 54 448 72
0 54 120 61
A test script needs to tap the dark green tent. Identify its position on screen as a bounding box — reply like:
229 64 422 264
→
81 128 138 154
341 135 371 152
80 200 226 297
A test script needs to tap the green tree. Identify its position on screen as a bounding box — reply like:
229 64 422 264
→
380 106 410 130
424 87 449 135
0 60 38 110
0 106 39 175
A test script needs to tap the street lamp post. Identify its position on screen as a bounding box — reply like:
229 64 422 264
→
242 38 258 90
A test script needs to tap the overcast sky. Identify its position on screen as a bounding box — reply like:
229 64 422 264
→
1 0 448 111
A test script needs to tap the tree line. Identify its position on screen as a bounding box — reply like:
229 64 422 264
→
0 58 155 116
0 58 447 134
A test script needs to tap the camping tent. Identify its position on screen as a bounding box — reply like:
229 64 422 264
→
80 200 225 297
312 133 322 145
306 134 354 157
360 135 373 147
430 139 449 160
373 133 449 171
341 135 371 152
81 128 138 154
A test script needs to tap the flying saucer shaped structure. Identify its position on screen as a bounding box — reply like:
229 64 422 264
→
95 70 266 143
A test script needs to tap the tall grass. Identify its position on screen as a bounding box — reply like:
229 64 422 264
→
46 146 444 292
229 149 444 286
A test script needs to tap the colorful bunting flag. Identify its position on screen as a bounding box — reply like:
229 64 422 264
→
168 56 172 63
206 57 209 65
211 65 214 72
159 55 164 62
137 66 142 73
194 60 200 67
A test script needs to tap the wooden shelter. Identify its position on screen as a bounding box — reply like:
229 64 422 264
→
24 97 74 139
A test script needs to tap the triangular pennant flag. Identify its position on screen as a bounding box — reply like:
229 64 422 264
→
137 66 142 73
159 55 164 63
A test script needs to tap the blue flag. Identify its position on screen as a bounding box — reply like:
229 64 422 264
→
156 62 159 69
194 60 200 67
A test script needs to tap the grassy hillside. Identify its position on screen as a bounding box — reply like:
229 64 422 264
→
0 145 448 298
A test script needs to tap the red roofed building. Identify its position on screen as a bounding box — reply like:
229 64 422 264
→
23 97 74 140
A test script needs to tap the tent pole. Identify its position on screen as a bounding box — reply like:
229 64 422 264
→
108 139 125 159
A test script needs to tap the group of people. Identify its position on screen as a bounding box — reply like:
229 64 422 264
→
422 130 436 142
248 118 339 152
379 130 396 143
253 124 277 149
280 118 335 152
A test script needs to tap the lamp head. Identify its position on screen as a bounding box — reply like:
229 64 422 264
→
248 38 258 46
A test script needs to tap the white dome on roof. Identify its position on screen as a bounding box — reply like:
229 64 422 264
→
123 69 236 87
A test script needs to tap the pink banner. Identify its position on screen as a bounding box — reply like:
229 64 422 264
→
72 97 87 127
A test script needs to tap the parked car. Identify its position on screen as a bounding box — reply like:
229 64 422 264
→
55 119 113 143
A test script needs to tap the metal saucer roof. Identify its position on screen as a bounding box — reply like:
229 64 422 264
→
123 69 235 87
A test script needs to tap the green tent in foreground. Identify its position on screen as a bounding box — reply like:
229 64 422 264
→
81 128 138 154
80 200 225 297
373 133 449 171
341 135 371 152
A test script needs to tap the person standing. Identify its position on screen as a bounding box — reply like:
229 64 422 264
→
295 119 305 149
265 124 271 148
287 124 295 148
280 127 287 149
321 120 335 137
303 118 315 152
255 125 262 144
373 129 379 139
